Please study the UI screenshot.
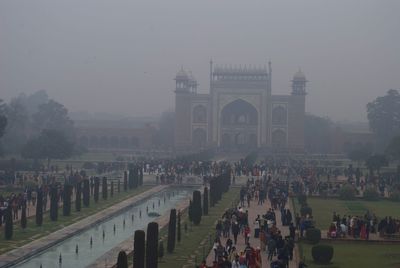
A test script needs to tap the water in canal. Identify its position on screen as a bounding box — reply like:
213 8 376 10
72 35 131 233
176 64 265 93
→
16 187 192 268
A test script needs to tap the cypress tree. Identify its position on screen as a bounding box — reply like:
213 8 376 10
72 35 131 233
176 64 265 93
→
63 184 72 216
83 179 90 207
167 209 176 253
116 251 128 268
133 230 145 268
4 206 13 240
94 177 100 203
177 210 181 242
133 167 139 188
102 177 108 200
123 171 128 191
146 222 159 268
192 190 202 225
139 166 143 186
36 188 43 226
203 187 209 216
50 186 58 221
158 240 164 261
117 179 121 193
21 204 27 230
188 200 193 223
110 181 114 197
128 169 134 189
76 182 82 212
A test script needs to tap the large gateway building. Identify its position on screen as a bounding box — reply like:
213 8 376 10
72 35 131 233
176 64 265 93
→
174 61 307 152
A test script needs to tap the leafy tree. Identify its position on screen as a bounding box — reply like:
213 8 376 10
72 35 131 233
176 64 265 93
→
347 146 372 166
365 154 389 175
367 89 400 150
153 110 175 149
32 99 75 140
146 222 159 268
386 136 400 160
304 114 333 153
22 129 74 168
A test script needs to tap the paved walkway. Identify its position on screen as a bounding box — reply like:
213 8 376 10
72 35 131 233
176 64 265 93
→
0 185 165 268
205 197 299 268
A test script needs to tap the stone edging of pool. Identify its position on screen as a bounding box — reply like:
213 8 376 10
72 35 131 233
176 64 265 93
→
0 185 167 268
87 186 202 268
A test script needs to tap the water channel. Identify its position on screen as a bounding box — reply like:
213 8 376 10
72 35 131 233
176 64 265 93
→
16 187 193 268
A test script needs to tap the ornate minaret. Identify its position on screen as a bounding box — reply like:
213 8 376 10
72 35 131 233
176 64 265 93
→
291 69 307 95
288 69 307 151
174 68 192 148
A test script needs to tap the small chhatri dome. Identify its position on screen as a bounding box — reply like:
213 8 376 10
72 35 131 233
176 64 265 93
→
175 67 189 80
293 69 306 81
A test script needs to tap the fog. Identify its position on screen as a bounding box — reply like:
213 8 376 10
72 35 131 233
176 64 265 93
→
1 0 399 122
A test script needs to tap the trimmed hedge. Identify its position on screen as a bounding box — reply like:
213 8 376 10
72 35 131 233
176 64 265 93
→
167 209 176 253
312 244 334 264
306 228 321 244
192 190 202 225
363 187 380 201
339 184 356 200
300 205 312 217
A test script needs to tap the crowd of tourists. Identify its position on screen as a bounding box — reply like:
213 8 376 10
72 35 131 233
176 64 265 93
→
199 174 299 268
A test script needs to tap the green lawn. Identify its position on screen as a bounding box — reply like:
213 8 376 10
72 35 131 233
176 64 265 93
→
294 197 400 230
158 188 240 268
301 241 400 268
0 186 152 254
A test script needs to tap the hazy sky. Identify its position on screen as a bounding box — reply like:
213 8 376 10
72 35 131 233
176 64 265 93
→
1 0 399 122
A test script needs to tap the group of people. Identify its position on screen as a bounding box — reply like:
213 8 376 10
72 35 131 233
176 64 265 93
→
328 211 400 239
199 174 299 268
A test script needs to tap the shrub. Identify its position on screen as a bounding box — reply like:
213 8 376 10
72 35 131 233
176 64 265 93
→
339 184 356 200
389 190 400 202
300 204 312 217
312 244 334 264
116 251 128 268
298 194 307 206
146 222 159 268
192 190 202 225
306 228 321 244
133 230 145 268
363 187 380 201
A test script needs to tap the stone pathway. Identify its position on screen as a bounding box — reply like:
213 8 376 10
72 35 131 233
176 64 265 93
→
205 197 299 268
0 185 165 268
